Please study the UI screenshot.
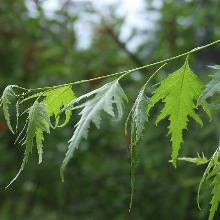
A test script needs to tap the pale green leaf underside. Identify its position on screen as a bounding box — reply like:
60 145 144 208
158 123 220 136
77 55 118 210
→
60 80 127 181
209 173 220 220
198 65 220 105
127 86 151 211
42 86 75 127
147 59 209 166
0 85 18 133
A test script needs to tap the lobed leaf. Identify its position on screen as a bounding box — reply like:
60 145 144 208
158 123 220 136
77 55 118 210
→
60 79 127 181
147 59 210 166
42 86 75 127
6 101 50 188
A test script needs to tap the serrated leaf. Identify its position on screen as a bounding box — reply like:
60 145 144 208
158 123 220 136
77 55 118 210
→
126 87 150 145
42 86 75 127
197 147 220 211
147 59 209 166
198 146 220 220
126 86 151 211
60 79 127 180
0 85 18 133
133 89 150 143
209 173 220 220
198 65 220 104
6 101 50 188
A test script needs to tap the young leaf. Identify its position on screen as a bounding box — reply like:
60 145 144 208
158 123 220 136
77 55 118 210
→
60 79 127 180
147 59 209 166
6 100 50 188
0 85 18 133
198 65 220 104
42 86 75 127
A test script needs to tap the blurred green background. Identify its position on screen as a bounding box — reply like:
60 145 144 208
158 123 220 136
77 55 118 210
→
1 0 220 219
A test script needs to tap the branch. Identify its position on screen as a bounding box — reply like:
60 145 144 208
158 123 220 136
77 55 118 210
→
104 26 144 67
12 39 220 91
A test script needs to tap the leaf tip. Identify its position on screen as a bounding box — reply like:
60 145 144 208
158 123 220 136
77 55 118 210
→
60 167 65 183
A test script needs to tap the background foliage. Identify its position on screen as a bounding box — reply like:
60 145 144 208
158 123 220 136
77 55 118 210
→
1 0 220 219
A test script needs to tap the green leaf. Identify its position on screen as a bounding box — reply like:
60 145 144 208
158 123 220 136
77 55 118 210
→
198 65 220 105
60 79 127 181
42 86 75 127
6 101 50 188
147 59 209 166
25 101 50 163
209 172 220 220
0 85 18 133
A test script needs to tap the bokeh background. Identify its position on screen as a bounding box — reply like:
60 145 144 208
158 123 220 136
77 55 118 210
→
1 0 220 219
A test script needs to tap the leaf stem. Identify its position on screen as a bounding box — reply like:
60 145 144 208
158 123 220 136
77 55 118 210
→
20 39 220 91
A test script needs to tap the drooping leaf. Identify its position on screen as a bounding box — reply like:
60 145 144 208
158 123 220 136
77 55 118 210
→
6 101 50 188
60 79 127 180
25 101 50 164
196 146 220 220
126 86 151 211
198 65 220 105
147 59 210 166
209 170 220 220
0 85 18 133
